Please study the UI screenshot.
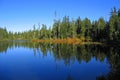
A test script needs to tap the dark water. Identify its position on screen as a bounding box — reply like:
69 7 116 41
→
0 41 120 80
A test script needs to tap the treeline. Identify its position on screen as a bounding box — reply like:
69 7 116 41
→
0 7 120 42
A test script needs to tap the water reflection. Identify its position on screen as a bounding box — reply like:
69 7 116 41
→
0 41 120 80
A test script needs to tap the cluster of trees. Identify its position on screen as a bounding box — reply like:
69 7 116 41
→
51 7 120 42
0 27 8 40
0 7 120 42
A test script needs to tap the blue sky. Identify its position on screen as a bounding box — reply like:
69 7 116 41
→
0 0 120 32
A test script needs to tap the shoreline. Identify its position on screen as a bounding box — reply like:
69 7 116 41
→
32 38 102 45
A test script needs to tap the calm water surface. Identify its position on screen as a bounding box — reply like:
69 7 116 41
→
0 41 119 80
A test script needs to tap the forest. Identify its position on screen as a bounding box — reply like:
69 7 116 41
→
0 7 120 44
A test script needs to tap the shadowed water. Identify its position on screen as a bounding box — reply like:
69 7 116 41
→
0 41 120 80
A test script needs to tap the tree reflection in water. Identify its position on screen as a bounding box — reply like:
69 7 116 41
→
0 41 120 80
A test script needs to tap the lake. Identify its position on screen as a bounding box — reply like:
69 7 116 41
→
0 41 119 80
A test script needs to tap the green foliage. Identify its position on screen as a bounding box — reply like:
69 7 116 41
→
83 18 91 38
0 7 120 42
75 17 85 38
0 27 8 40
109 7 120 40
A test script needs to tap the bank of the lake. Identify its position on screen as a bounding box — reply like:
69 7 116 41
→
32 38 102 45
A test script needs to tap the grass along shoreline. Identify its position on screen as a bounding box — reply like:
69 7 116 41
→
0 38 102 45
32 38 102 45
